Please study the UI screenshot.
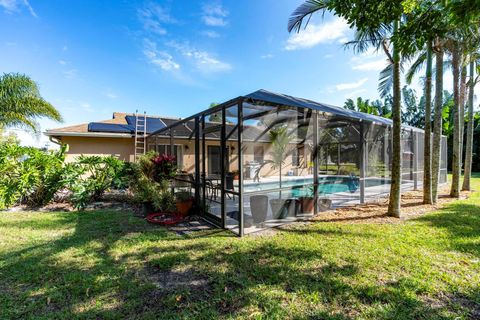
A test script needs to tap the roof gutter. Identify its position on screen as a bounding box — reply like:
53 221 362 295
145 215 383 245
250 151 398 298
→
44 131 134 138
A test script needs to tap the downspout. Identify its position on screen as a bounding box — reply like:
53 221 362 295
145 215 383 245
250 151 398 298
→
49 136 62 145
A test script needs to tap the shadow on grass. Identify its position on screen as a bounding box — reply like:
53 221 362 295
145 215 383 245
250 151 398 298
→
416 202 480 257
0 209 477 319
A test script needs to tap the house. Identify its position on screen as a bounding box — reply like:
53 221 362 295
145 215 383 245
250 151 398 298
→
44 112 183 163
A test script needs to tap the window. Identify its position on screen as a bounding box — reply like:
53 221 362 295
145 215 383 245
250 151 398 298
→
254 146 264 163
148 144 183 169
292 145 304 167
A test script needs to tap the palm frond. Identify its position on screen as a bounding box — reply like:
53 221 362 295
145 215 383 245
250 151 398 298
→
0 73 62 132
378 63 393 98
344 26 390 54
405 51 427 84
288 0 331 33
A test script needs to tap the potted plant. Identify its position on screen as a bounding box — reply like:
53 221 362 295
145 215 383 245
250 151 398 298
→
298 185 315 213
130 152 177 216
175 191 194 216
231 170 240 180
264 126 298 219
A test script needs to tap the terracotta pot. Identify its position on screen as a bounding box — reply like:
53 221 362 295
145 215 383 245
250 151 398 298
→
299 197 315 213
176 199 193 216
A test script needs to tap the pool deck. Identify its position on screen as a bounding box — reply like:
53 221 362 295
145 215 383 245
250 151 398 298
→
205 176 418 235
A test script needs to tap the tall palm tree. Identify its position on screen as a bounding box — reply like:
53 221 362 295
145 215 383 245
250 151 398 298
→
288 0 404 217
0 73 62 133
423 40 433 204
462 43 480 190
431 39 444 202
447 40 462 198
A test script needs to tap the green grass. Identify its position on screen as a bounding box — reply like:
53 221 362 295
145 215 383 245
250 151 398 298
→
1 179 480 319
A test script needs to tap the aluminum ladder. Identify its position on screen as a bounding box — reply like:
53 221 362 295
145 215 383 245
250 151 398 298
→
134 110 147 161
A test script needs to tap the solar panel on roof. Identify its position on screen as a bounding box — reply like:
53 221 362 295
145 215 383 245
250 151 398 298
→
125 116 167 134
88 123 134 133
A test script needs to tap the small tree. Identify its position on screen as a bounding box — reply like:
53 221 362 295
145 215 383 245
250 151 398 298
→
267 126 293 198
0 73 62 132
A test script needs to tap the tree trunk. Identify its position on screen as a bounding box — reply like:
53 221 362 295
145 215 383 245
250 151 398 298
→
459 66 467 171
423 41 433 204
388 20 401 217
431 43 444 203
462 61 475 191
450 48 461 198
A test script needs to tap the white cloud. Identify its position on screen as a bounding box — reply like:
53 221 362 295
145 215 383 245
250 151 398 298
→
138 2 176 35
344 89 367 99
104 90 117 99
261 54 274 59
352 59 387 71
284 18 350 51
80 102 94 113
0 0 36 17
350 47 387 71
201 30 220 38
167 41 231 73
202 3 228 27
143 39 180 71
335 78 368 91
63 69 77 79
324 54 334 59
58 59 67 65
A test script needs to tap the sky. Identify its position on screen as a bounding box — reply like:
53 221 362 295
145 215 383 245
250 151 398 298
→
0 0 446 148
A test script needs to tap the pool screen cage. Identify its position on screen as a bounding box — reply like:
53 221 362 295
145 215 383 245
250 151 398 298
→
148 90 448 236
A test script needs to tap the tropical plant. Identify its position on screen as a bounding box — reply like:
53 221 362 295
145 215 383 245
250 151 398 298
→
0 73 62 132
67 155 131 210
343 97 392 118
0 142 70 209
129 152 177 212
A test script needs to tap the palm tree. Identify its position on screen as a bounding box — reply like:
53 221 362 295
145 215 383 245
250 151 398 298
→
423 40 433 204
462 46 479 190
431 39 444 202
0 73 62 133
447 38 462 198
288 0 404 217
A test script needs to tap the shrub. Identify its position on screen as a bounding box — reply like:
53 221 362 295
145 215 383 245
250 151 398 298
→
0 142 70 209
67 155 132 210
129 152 177 212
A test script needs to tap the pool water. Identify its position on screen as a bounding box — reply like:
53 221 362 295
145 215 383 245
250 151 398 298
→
244 176 390 196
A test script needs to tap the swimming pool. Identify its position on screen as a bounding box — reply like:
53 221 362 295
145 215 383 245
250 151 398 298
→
243 176 390 196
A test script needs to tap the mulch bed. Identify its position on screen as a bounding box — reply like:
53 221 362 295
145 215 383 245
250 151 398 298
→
311 184 470 224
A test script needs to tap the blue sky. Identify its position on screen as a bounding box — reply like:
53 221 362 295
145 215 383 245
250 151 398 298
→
1 0 423 147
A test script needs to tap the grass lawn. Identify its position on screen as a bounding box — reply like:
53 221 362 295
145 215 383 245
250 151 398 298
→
1 179 479 319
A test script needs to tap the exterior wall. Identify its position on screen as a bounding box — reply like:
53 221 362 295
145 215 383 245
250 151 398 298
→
155 137 312 178
59 136 135 162
58 135 312 179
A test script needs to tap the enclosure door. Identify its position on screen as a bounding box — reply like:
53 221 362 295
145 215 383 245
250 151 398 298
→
207 146 222 175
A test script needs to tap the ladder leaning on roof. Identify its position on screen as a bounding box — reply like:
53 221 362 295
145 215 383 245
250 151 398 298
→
134 110 147 161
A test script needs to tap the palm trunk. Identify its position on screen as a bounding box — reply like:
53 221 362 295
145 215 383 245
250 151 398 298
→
462 61 475 191
450 48 461 198
431 43 444 202
387 20 401 217
459 66 467 171
423 41 433 204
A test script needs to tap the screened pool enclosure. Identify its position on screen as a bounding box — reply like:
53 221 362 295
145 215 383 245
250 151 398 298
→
148 90 448 236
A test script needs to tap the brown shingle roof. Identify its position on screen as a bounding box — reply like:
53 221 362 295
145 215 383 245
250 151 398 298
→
46 112 178 134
